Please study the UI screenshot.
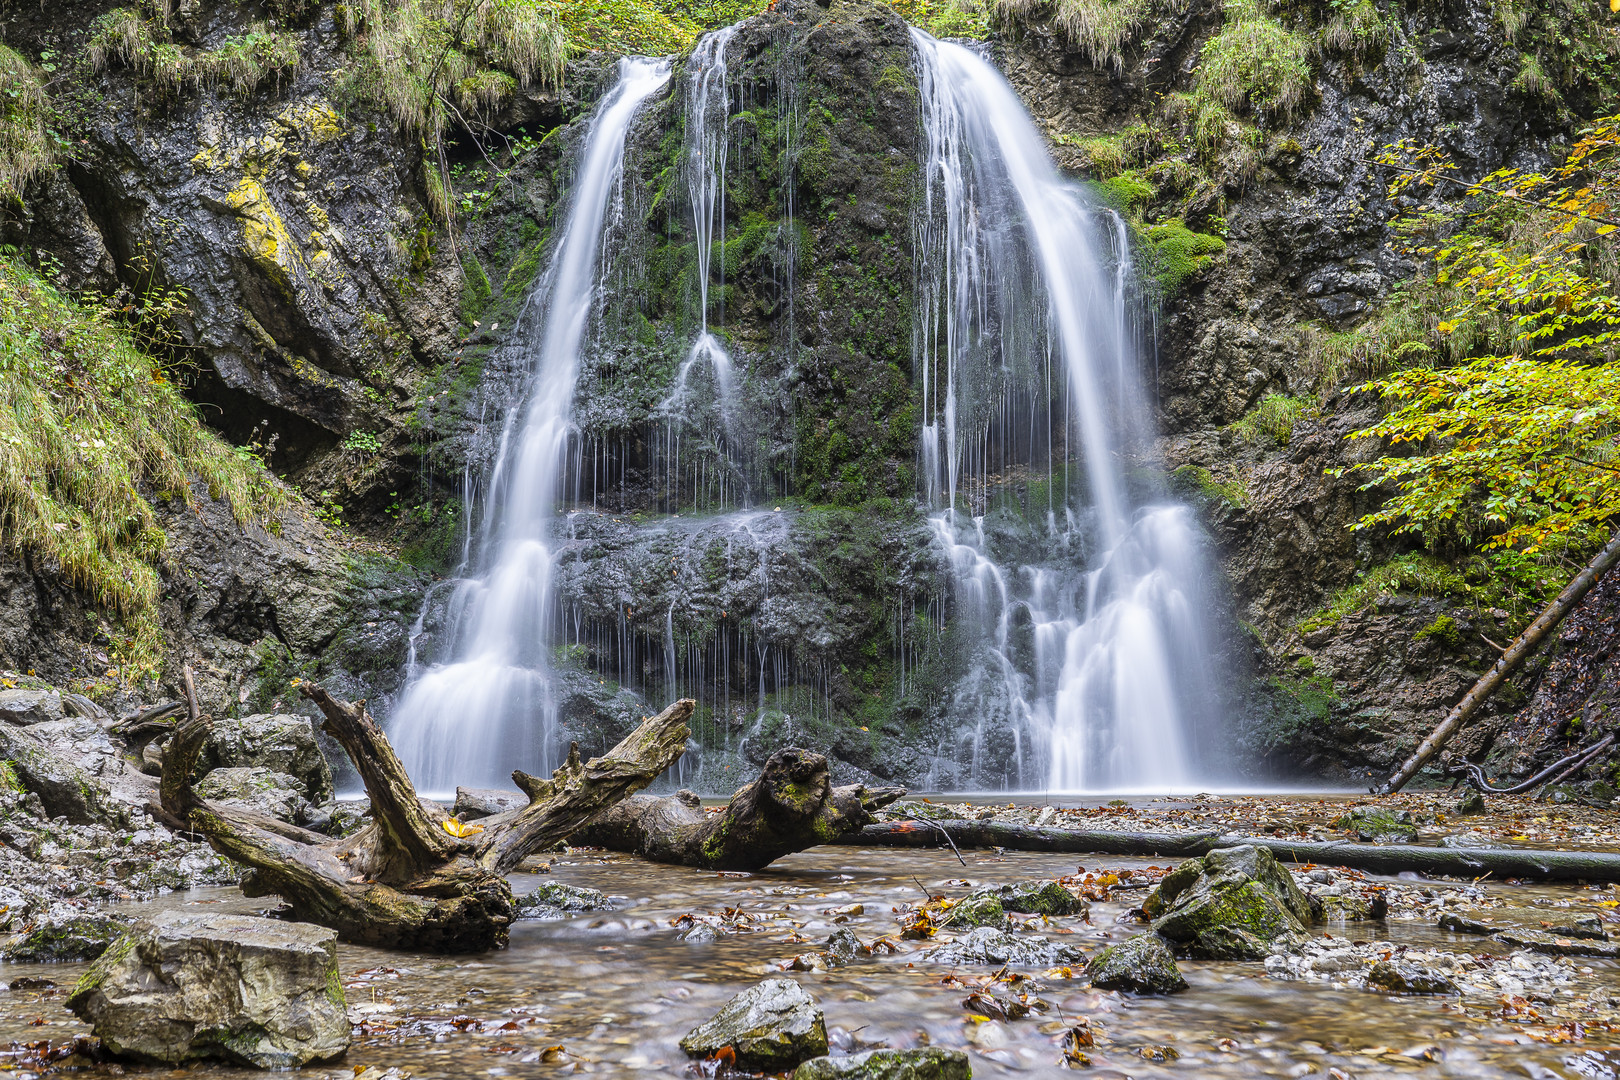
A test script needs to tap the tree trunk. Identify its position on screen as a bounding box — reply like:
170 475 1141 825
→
1379 527 1620 795
574 748 905 870
162 670 692 953
843 819 1620 882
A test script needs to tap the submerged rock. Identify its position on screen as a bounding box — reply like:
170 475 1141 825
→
824 927 868 967
1145 845 1312 959
1365 960 1459 995
195 766 312 825
3 909 127 962
66 910 350 1068
793 1047 971 1079
680 978 828 1071
969 880 1086 917
1494 929 1620 958
198 714 333 804
1086 935 1188 994
921 926 1082 967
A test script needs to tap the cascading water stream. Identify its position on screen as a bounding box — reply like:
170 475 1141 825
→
660 27 749 509
911 30 1219 792
387 58 673 794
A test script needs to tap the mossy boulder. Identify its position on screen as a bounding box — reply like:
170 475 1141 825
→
1085 934 1188 994
970 880 1086 917
1145 845 1312 959
3 911 128 962
941 893 1010 931
793 1048 971 1079
66 911 350 1068
1334 807 1417 843
680 978 828 1072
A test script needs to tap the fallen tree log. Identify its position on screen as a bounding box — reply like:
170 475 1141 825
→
162 669 692 952
841 820 1620 882
573 748 905 870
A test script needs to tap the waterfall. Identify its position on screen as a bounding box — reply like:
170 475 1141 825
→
911 31 1220 792
658 26 750 511
387 58 673 794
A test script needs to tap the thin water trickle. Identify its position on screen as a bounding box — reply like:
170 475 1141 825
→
386 58 673 793
911 31 1220 792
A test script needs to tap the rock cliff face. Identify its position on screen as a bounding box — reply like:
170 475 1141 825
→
2 0 1615 786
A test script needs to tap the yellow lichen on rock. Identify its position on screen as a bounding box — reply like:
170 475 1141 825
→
225 176 300 298
277 100 345 145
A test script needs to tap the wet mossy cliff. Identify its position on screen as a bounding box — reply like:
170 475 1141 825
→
3 0 1617 786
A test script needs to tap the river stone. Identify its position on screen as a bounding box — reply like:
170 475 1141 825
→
921 926 1082 967
941 894 1009 930
1455 790 1486 816
680 978 828 1071
3 910 128 962
198 715 333 804
1365 960 1458 995
793 1048 971 1079
1146 845 1312 959
824 928 867 967
1086 934 1188 994
515 882 609 919
970 880 1086 917
1438 912 1497 935
66 911 349 1068
195 767 311 824
1334 808 1418 843
0 689 63 725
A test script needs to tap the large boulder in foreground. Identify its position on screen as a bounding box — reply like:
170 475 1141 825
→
1144 845 1312 959
794 1048 971 1079
1085 934 1188 994
66 911 349 1068
680 979 828 1072
198 714 333 803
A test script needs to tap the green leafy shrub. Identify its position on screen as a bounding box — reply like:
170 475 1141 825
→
0 256 281 678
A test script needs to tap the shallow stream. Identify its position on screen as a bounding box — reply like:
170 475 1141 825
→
2 839 1620 1078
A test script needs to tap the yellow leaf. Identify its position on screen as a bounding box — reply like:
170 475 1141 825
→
441 818 484 839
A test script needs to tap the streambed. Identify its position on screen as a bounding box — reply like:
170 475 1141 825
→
4 829 1620 1079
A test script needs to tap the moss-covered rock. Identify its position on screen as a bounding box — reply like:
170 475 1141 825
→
793 1047 970 1080
970 880 1087 917
1086 934 1188 994
3 912 128 963
940 893 1009 931
1146 845 1312 959
679 978 828 1072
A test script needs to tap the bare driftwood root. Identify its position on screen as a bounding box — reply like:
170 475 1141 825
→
844 819 1620 882
574 747 905 870
161 668 692 952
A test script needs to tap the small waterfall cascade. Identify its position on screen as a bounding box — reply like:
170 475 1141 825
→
387 58 673 794
911 31 1220 792
657 26 751 510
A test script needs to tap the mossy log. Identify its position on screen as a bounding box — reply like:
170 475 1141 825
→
161 669 692 952
573 748 905 870
844 820 1620 882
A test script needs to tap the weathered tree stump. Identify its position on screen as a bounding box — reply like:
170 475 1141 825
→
161 669 691 952
574 747 905 870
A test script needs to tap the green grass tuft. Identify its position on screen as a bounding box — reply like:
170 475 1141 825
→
0 256 282 680
990 0 1150 70
0 46 53 204
1195 0 1312 121
88 9 301 97
1227 392 1309 446
1297 553 1470 634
